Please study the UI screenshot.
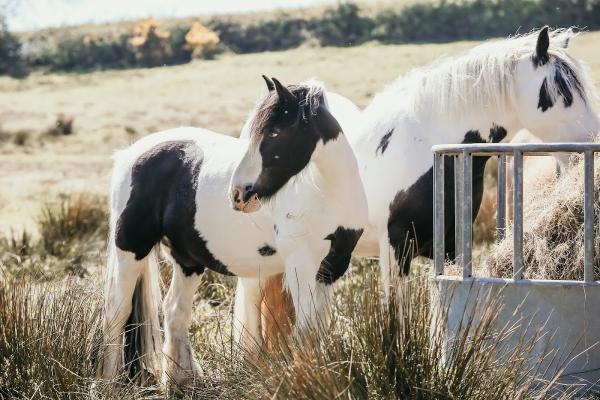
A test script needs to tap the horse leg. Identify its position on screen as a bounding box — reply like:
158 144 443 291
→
233 277 264 349
260 274 294 350
283 250 332 330
99 247 147 379
379 229 413 302
162 264 203 385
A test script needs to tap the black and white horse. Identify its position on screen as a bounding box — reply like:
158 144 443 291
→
237 28 599 305
97 78 367 384
352 27 599 286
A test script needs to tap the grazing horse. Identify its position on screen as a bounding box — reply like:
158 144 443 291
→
259 27 600 321
353 27 598 285
97 78 366 384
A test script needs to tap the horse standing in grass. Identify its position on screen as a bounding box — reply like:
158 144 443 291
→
97 77 367 384
257 27 600 320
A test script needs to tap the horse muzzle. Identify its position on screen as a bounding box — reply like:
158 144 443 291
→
230 185 262 213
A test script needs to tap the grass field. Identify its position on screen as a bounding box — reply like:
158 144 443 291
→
1 30 600 398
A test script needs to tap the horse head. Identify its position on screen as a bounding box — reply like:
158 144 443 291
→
229 76 342 213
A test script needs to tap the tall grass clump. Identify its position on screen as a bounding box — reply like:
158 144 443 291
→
0 194 108 279
38 194 108 257
0 277 103 398
242 263 573 399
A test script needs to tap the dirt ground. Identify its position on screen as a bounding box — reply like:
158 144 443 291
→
1 32 599 234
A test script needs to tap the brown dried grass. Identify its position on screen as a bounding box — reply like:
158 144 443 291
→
487 153 600 280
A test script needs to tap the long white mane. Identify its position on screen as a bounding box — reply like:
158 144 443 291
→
369 28 597 120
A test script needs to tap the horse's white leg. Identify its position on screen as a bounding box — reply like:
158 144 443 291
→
284 250 332 330
99 248 146 379
379 233 395 300
233 277 264 349
379 231 409 301
162 265 203 386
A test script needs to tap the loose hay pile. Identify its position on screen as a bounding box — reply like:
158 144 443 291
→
487 152 600 280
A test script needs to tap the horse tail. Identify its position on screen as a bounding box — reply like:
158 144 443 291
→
122 247 163 380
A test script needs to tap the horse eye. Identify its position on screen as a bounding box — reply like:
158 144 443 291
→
269 132 278 138
284 110 289 115
274 155 280 160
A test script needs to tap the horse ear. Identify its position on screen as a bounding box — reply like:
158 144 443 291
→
262 75 275 91
559 28 573 48
312 104 342 143
272 77 297 106
536 26 550 65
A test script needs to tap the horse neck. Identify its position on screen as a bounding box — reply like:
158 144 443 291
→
311 134 361 196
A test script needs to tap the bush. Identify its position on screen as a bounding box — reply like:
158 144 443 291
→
184 22 220 59
310 3 373 46
48 34 133 71
210 17 307 53
0 15 26 77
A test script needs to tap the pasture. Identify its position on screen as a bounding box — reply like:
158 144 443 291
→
1 31 600 398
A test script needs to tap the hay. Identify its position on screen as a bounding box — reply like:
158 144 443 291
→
487 152 600 280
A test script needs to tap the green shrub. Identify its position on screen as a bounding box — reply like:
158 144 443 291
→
46 34 133 71
169 25 193 63
0 15 26 77
210 17 307 53
310 3 373 46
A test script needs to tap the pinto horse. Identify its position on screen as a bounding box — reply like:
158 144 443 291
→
254 27 600 327
97 78 367 384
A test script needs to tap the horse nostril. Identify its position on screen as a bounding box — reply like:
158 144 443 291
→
231 187 243 205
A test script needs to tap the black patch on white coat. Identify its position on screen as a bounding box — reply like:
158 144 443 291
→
258 244 277 256
375 129 394 156
554 59 584 107
387 126 506 275
538 78 554 111
538 59 585 112
115 140 233 277
316 227 364 285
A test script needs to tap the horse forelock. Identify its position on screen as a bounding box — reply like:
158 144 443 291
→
377 27 596 119
248 80 326 148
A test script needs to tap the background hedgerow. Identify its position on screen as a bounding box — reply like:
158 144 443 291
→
0 15 26 77
4 0 600 75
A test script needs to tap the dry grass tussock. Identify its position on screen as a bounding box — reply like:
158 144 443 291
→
0 262 580 397
487 152 600 280
0 193 585 398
